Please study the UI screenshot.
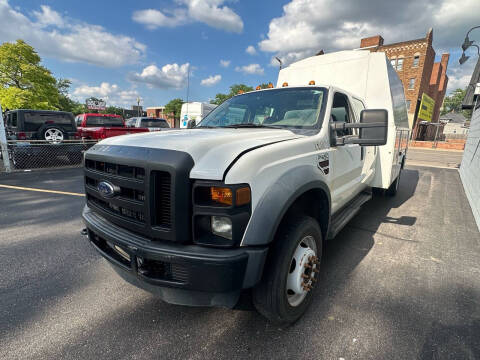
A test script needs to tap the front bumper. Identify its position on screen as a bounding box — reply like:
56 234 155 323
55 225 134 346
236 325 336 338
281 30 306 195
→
82 206 268 308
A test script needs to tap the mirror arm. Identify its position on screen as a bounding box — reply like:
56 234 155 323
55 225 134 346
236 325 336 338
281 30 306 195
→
330 122 388 131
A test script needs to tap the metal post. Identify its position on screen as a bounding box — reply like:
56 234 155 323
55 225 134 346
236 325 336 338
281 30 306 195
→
433 123 440 148
0 105 12 172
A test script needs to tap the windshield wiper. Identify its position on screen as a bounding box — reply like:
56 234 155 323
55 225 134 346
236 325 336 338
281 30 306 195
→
223 123 282 129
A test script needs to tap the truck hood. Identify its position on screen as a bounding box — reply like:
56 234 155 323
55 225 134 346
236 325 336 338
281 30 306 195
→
99 128 301 179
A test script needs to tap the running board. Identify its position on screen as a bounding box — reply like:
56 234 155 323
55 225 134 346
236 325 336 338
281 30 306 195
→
327 191 372 240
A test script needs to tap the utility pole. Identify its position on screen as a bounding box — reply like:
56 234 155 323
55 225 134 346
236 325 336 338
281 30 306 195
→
186 64 190 118
136 97 141 117
0 104 11 172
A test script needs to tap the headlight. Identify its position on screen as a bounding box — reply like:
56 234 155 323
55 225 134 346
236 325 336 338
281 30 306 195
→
193 182 251 247
211 216 232 240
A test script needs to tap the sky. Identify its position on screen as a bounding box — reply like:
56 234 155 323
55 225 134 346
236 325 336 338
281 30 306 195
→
1 0 479 108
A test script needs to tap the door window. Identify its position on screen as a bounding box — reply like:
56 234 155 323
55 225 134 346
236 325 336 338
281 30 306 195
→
331 92 353 137
6 112 17 128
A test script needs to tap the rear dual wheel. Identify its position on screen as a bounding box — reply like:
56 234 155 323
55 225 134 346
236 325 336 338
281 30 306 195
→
253 216 322 324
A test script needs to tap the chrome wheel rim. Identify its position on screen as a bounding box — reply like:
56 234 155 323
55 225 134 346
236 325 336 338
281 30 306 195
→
44 128 64 144
286 235 319 307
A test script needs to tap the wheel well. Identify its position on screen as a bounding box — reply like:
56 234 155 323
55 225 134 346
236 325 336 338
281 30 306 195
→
277 189 329 241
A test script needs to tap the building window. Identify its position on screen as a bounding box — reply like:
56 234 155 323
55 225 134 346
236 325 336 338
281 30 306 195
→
408 78 415 89
406 100 411 111
390 58 397 68
413 55 420 67
397 57 404 71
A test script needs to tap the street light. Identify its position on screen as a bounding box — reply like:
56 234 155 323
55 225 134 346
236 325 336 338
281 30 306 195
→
459 26 480 109
459 25 480 64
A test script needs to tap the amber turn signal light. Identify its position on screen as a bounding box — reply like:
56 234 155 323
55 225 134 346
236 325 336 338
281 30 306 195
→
256 85 261 90
309 80 315 85
210 187 233 206
282 82 288 87
267 83 274 88
236 187 251 206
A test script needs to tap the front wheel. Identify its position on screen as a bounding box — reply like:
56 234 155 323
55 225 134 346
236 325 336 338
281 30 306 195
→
253 216 322 324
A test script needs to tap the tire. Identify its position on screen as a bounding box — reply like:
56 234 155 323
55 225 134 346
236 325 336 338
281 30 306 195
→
253 216 322 324
386 169 401 196
40 127 65 144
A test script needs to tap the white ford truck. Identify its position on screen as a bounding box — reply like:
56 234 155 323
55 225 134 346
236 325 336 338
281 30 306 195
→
82 50 409 323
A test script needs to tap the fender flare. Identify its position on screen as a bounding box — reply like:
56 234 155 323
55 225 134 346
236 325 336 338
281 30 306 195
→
241 165 331 246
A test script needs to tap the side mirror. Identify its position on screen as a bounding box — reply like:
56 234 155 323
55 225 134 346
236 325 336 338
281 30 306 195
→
187 119 196 128
358 109 388 145
330 109 388 146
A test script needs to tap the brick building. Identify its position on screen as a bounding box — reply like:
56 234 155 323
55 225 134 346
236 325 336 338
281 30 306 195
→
146 106 175 127
359 29 449 133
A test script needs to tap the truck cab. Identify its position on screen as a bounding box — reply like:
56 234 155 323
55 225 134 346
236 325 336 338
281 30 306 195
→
76 113 149 140
82 51 409 323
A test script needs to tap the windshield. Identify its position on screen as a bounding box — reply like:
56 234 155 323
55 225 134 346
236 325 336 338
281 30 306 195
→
86 116 124 127
140 118 169 128
198 88 326 129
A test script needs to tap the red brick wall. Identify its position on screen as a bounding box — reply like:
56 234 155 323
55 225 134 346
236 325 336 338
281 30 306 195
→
360 29 449 127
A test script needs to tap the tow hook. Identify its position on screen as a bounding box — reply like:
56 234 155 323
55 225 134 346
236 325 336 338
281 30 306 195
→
81 228 88 236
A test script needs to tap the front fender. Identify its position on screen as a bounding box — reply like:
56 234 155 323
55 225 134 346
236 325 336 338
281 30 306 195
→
241 165 331 246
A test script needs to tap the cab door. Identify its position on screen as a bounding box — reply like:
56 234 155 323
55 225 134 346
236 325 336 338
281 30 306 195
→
329 92 364 213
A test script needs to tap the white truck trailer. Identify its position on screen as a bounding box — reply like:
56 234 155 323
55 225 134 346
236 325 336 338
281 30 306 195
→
82 50 409 323
180 102 216 128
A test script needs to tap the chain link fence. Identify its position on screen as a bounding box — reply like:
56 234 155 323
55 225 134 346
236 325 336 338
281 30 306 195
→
0 140 98 172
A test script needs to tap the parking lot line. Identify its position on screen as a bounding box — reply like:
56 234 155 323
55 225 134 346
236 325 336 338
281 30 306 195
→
0 184 84 197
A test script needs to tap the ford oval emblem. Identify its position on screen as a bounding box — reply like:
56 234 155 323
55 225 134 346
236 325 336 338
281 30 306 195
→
97 181 116 198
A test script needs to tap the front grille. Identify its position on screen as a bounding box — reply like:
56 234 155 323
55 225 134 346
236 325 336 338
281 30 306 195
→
85 159 145 180
152 171 172 229
84 145 194 243
85 157 174 239
87 194 146 223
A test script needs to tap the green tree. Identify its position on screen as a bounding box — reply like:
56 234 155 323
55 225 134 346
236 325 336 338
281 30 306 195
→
210 93 230 105
441 88 472 119
210 84 255 105
165 98 184 120
102 106 124 116
56 78 82 113
0 39 60 109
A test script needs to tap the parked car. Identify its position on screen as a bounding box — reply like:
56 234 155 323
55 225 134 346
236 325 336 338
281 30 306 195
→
3 109 81 168
82 50 409 323
4 109 77 143
75 113 149 140
125 117 171 131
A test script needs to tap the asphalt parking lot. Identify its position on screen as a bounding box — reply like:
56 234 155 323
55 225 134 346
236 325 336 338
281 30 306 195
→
1 165 479 360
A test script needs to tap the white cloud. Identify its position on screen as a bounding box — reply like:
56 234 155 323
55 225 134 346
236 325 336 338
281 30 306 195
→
128 63 190 89
258 0 480 67
131 8 188 29
72 82 140 107
246 45 257 55
0 1 146 67
235 64 264 75
447 59 475 94
201 74 221 86
133 0 243 33
32 5 64 28
220 59 231 68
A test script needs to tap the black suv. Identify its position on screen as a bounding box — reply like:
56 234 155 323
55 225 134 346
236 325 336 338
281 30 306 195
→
4 109 77 143
3 109 81 168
